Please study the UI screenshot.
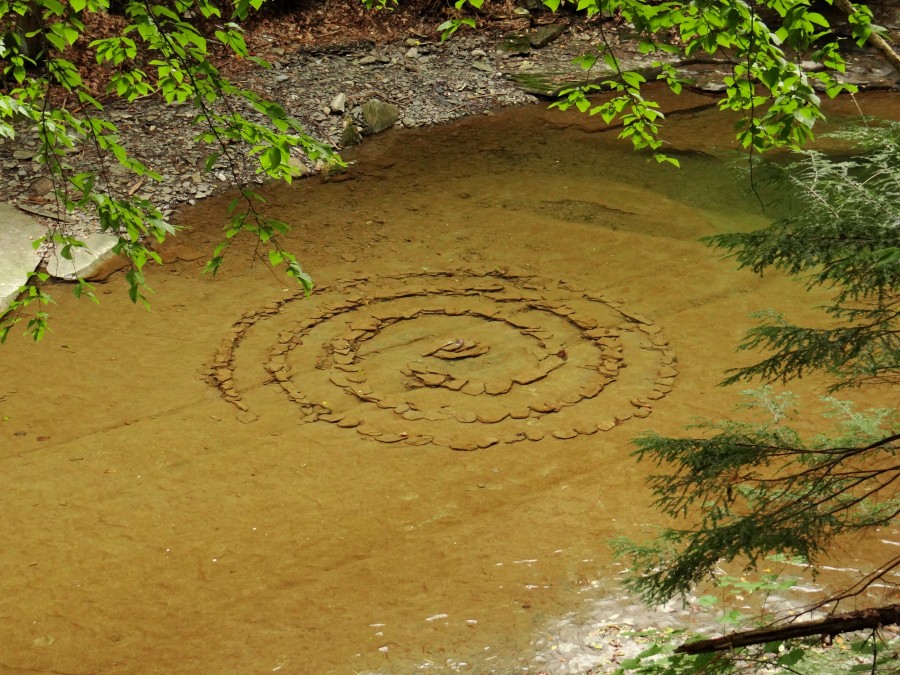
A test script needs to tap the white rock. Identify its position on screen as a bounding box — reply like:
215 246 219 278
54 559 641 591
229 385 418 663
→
46 232 119 281
329 92 347 113
0 203 45 311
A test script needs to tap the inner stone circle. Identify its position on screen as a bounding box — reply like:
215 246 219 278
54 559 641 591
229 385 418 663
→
205 269 679 451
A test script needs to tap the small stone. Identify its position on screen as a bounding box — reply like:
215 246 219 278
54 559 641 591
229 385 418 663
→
349 317 380 331
375 433 406 443
476 410 508 424
639 323 663 335
512 369 544 385
484 380 512 395
443 378 467 391
461 380 485 396
29 176 54 197
561 391 582 405
340 120 362 147
328 373 350 388
528 23 566 49
418 372 447 387
361 99 399 135
573 422 597 435
449 440 478 452
570 314 598 330
329 92 347 113
524 428 544 442
551 428 577 440
456 411 477 423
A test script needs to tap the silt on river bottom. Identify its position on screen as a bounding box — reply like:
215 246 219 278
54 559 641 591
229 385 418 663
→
0 87 898 674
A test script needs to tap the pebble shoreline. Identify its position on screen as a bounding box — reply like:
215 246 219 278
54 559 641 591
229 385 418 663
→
0 29 550 231
1 18 896 244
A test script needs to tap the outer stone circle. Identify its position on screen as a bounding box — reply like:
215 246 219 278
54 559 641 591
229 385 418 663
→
205 269 678 449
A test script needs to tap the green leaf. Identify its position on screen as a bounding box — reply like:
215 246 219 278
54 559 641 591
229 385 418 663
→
777 648 806 666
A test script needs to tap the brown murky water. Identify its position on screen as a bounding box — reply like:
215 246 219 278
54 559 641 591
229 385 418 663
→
1 87 897 674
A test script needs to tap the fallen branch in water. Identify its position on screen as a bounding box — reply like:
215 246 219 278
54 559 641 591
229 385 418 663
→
675 604 900 654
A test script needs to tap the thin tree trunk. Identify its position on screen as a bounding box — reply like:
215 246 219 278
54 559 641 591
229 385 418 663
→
833 0 900 76
675 604 900 655
14 1 44 60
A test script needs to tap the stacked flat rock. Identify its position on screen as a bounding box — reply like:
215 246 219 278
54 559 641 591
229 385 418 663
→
204 268 679 450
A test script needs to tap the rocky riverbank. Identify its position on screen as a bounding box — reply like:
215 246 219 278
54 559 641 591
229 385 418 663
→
2 11 897 245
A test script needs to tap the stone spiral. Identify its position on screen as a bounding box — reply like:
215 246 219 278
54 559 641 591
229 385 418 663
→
205 269 678 450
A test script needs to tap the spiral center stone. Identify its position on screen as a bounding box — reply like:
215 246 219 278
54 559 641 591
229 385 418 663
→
423 339 489 360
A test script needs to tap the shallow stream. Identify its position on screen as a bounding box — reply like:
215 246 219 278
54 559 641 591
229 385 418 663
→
0 87 897 674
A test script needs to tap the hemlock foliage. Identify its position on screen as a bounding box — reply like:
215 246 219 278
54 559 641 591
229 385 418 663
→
614 121 899 669
0 0 897 339
712 121 900 391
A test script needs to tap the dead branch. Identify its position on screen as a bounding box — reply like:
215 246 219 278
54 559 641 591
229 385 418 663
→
675 604 900 654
